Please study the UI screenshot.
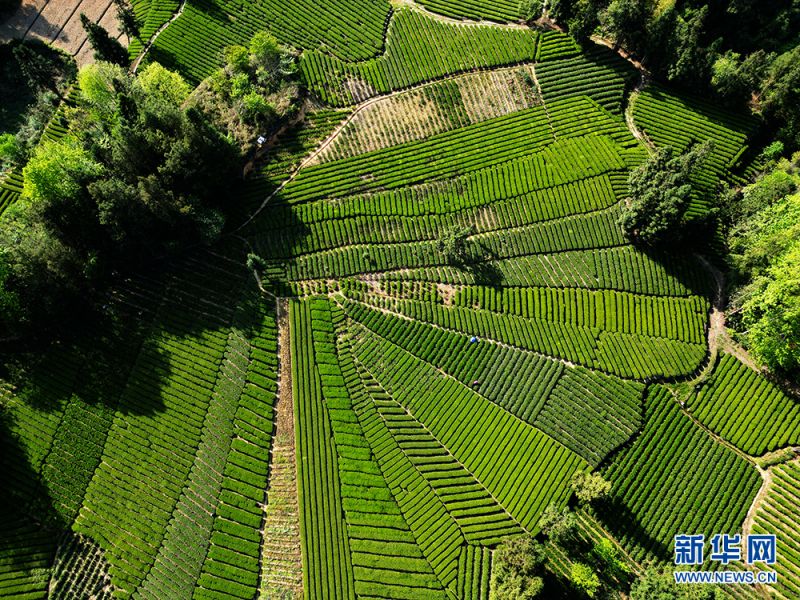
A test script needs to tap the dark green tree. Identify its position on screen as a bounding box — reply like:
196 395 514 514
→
620 141 712 246
0 62 238 337
602 0 653 55
761 45 800 148
437 224 474 265
490 536 546 600
80 14 129 66
666 6 711 84
566 0 602 44
113 0 141 42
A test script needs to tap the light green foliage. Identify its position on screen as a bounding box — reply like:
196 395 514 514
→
570 471 612 505
229 72 251 99
249 31 280 68
224 45 250 73
242 93 273 120
0 133 17 167
760 141 785 162
735 169 796 223
22 136 102 205
491 573 543 600
192 31 298 148
77 62 127 111
741 244 800 372
591 538 631 580
538 505 577 544
729 158 800 372
570 562 601 597
135 62 191 105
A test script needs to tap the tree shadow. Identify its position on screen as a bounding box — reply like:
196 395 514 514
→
637 245 718 300
462 240 505 288
594 495 670 562
0 0 22 19
0 408 64 573
465 258 504 288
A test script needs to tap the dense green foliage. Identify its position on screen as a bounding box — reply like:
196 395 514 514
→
0 40 75 169
727 155 800 372
490 537 545 600
190 32 300 152
620 141 711 246
0 62 237 337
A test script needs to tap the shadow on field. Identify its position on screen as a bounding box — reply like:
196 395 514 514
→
0 409 64 572
185 0 229 26
0 0 23 22
641 245 717 300
595 494 670 561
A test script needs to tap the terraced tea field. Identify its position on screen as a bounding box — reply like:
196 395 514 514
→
1 2 798 599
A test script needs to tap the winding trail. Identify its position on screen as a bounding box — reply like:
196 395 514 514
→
130 0 186 73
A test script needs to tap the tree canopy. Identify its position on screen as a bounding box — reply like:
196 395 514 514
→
489 536 546 600
727 154 800 373
0 62 238 338
570 471 612 505
191 31 300 153
620 141 712 247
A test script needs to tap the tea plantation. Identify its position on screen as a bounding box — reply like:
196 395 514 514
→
1 2 798 599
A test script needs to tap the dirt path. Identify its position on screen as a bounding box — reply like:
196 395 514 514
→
130 0 186 73
259 299 303 600
741 468 773 539
695 254 761 372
